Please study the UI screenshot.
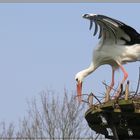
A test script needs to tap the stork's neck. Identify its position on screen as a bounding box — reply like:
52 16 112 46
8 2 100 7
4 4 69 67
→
81 63 96 78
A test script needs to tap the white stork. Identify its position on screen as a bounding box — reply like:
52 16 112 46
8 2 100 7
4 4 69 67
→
75 14 140 102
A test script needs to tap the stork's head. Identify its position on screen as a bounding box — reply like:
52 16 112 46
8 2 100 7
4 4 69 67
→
75 71 85 83
82 13 97 20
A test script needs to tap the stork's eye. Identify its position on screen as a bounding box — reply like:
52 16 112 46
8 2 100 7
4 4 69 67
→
76 78 78 82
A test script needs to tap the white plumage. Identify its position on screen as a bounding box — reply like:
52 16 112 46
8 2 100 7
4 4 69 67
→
75 14 140 102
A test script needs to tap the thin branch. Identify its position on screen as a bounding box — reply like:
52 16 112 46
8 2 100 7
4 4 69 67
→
90 92 102 104
102 81 118 92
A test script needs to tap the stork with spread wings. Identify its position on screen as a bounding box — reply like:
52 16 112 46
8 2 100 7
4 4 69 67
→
75 14 140 102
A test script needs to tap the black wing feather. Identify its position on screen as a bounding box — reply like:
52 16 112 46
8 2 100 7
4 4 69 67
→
91 14 140 45
120 25 140 45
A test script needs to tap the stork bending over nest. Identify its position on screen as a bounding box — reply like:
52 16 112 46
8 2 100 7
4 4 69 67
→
75 14 140 102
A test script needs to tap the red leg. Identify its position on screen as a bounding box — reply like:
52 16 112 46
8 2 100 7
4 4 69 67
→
108 68 115 94
119 64 128 84
105 68 115 102
115 63 128 98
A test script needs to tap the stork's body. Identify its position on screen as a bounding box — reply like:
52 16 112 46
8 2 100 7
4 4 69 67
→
94 44 140 68
75 14 140 102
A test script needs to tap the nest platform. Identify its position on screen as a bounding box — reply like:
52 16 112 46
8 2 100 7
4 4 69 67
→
84 81 140 140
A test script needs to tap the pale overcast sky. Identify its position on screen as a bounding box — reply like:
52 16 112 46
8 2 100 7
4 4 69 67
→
0 3 140 122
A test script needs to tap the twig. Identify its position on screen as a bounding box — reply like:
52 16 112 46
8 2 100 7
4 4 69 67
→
91 92 102 104
81 100 89 104
74 94 89 100
102 81 118 92
103 80 108 90
95 133 100 140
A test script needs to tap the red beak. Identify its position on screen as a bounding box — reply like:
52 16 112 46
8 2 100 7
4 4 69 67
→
77 81 82 102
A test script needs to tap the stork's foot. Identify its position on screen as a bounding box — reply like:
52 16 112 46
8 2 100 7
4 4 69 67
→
114 84 123 100
114 90 121 100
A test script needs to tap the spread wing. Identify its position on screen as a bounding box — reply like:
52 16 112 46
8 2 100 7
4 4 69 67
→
85 14 140 45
